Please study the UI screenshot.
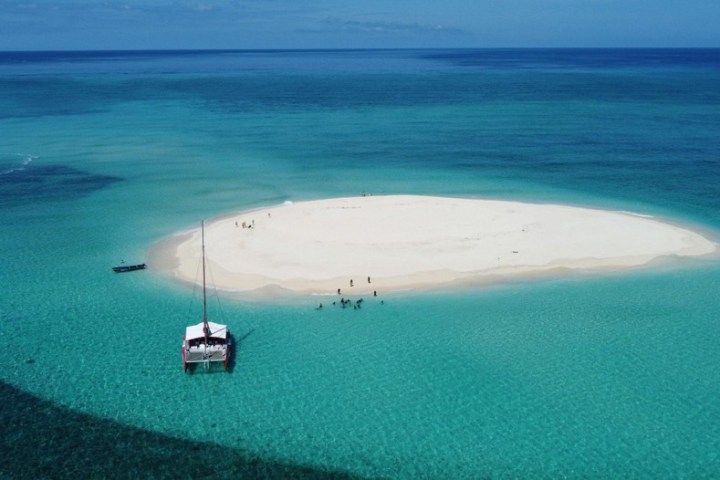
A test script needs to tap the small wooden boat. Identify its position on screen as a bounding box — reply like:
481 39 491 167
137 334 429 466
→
181 221 231 372
112 263 146 273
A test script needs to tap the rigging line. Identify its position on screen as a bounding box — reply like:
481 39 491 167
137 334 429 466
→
187 250 203 317
205 256 228 323
187 246 202 317
193 258 201 298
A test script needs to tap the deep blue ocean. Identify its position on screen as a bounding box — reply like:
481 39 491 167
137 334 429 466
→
1 49 720 479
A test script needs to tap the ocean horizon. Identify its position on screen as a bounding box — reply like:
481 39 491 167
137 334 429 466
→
1 48 719 478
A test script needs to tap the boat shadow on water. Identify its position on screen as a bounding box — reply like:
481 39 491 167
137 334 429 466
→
227 329 254 373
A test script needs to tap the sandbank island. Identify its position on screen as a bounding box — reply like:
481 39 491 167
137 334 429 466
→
151 195 717 295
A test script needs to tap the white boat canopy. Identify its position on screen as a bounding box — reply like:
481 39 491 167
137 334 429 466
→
185 321 228 341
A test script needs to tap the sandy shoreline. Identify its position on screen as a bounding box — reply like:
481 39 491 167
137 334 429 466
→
149 195 717 295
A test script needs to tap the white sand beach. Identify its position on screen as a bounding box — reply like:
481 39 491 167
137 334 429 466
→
153 195 717 295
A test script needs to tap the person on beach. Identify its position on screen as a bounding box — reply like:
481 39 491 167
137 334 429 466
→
350 279 354 287
367 276 371 283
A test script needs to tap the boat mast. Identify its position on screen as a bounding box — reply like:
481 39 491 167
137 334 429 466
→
202 220 209 343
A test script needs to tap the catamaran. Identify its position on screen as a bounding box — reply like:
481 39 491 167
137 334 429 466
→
181 220 231 372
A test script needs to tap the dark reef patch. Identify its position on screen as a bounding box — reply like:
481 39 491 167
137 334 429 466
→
0 379 363 480
0 164 121 207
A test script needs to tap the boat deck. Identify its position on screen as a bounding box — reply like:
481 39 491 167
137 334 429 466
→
184 345 227 363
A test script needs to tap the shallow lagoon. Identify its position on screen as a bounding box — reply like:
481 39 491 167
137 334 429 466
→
1 49 719 478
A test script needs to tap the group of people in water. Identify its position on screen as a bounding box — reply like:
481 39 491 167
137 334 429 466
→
317 277 381 310
338 297 364 310
316 296 384 311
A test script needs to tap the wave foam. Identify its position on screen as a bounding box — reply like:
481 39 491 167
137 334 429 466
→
0 153 37 176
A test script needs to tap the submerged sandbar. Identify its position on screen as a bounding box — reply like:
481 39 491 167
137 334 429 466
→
152 195 717 295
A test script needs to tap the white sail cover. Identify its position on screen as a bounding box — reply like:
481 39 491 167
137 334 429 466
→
185 321 228 341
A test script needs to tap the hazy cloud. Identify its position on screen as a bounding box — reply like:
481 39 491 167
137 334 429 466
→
321 17 465 35
0 0 718 49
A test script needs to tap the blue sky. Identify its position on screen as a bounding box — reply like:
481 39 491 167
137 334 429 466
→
1 0 719 50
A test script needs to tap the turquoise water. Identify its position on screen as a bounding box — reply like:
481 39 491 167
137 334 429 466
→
1 49 720 478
